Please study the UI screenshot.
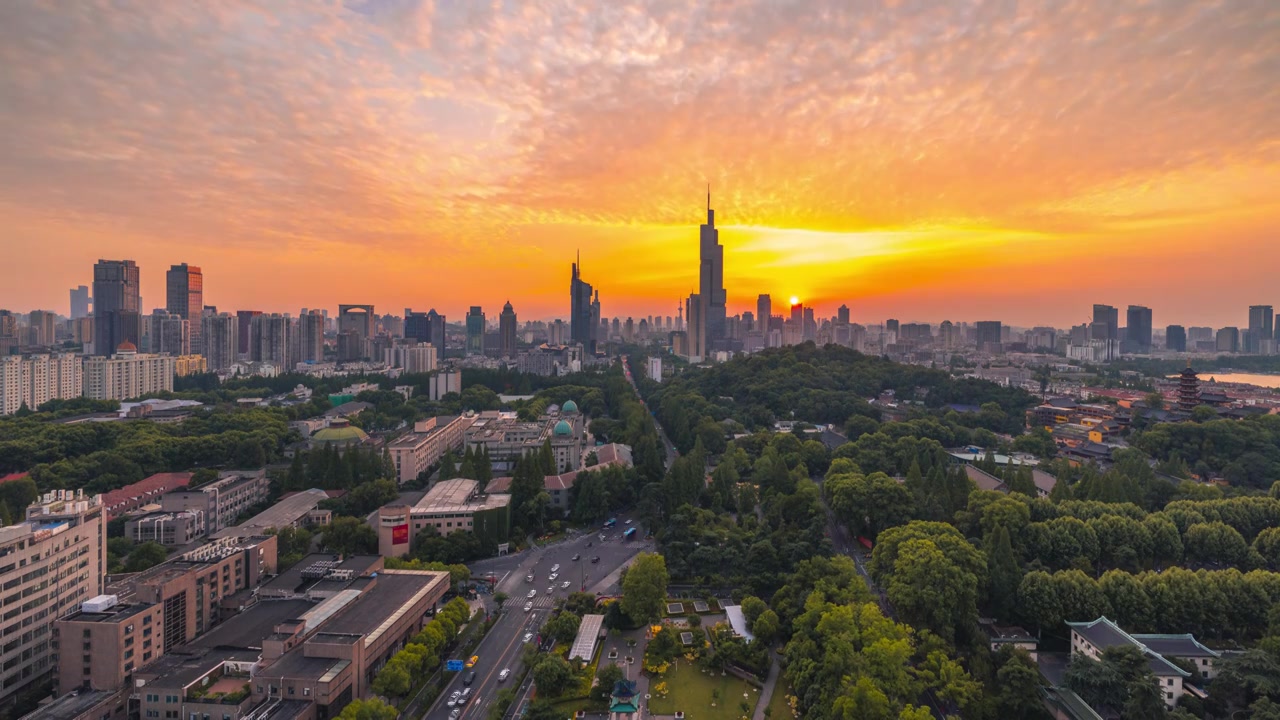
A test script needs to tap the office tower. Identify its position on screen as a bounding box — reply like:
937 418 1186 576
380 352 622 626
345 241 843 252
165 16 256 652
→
837 304 850 325
201 313 238 371
83 346 175 400
338 304 375 339
885 319 899 335
757 295 772 332
742 311 755 332
236 310 262 355
26 309 58 346
298 310 325 362
975 321 1003 352
406 308 446 352
1092 304 1119 360
570 253 599 353
685 294 704 359
249 313 294 367
0 310 16 341
1126 305 1153 353
465 306 485 355
1166 325 1187 352
0 491 104 705
1249 305 1274 354
1216 327 1240 353
499 301 518 357
803 307 817 342
696 189 727 354
165 264 203 353
70 285 90 319
150 310 190 356
93 259 141 355
0 354 82 415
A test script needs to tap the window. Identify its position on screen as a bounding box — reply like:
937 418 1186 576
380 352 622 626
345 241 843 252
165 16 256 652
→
1166 679 1173 686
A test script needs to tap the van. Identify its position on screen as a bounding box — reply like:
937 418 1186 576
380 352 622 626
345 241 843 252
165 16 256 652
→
463 671 477 687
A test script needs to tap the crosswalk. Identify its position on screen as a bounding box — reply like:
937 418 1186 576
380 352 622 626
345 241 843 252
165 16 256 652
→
506 595 557 610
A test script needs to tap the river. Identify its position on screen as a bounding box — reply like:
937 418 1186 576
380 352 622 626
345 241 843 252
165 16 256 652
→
1180 372 1280 389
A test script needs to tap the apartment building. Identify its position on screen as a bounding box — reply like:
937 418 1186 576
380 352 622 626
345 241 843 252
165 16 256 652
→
0 354 82 416
0 491 105 706
101 472 192 521
387 415 476 485
159 470 269 534
83 346 175 401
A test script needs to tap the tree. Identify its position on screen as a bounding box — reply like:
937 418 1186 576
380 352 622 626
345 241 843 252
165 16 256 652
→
740 596 768 625
532 655 576 698
322 516 378 555
124 542 168 572
753 609 780 644
988 526 1022 621
995 649 1048 718
620 552 669 623
371 660 412 698
885 538 979 646
336 698 399 720
595 662 625 702
545 611 582 644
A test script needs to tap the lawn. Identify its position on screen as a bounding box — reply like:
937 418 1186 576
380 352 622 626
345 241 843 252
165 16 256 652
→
765 680 797 720
648 661 759 720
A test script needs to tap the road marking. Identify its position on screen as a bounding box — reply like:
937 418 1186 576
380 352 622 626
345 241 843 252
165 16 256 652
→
459 609 543 720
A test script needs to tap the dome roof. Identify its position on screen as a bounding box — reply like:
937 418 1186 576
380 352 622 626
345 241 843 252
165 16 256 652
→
116 340 137 354
554 420 573 436
562 399 578 414
313 421 368 445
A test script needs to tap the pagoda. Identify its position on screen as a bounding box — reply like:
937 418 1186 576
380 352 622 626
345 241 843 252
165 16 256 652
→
1177 361 1200 411
609 675 640 720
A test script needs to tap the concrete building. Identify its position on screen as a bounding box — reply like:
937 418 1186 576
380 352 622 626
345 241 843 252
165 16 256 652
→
0 353 82 416
93 259 141 357
0 491 106 705
201 313 238 371
376 478 510 557
465 306 485 356
174 354 207 377
487 442 632 512
387 415 476 485
647 356 662 383
83 346 174 401
249 313 295 367
102 472 192 520
298 310 325 363
70 285 91 320
338 304 375 341
165 264 203 354
209 488 331 540
1067 616 1214 708
159 470 270 534
149 310 190 356
405 309 445 354
51 599 164 698
428 370 461 401
499 301 517 358
390 342 437 374
124 510 205 546
464 405 586 473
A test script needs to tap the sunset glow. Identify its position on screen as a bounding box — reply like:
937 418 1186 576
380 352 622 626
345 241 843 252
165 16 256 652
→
1 1 1277 325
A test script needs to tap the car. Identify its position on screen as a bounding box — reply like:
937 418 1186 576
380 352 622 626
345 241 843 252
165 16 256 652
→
523 601 533 612
465 655 478 669
460 687 473 702
527 589 537 599
591 556 600 563
624 519 633 525
572 554 580 561
551 564 560 572
447 691 461 707
499 668 511 682
561 581 571 589
463 671 476 687
450 709 461 719
547 586 553 594
599 534 606 541
548 573 558 581
525 574 534 582
523 632 534 643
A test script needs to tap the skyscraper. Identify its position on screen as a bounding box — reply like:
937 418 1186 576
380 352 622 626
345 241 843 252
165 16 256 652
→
1092 304 1119 360
249 314 294 367
685 293 704 359
236 310 262 355
1126 305 1153 353
837 304 850 325
757 295 772 332
406 309 446 352
975 321 1003 352
201 313 238 371
165 264 203 353
1166 325 1187 352
338 305 375 340
697 188 727 354
150 310 190 356
1249 305 1274 353
465 306 485 356
69 285 90 319
298 310 325 362
1217 327 1240 353
93 259 141 355
570 253 598 353
499 301 517 358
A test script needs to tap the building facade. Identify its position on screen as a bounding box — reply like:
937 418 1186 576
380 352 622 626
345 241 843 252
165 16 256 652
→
201 313 238 371
83 347 175 401
165 264 203 354
499 302 517 358
0 353 82 416
159 471 270 534
376 479 510 556
387 415 476 485
249 313 295 367
92 259 141 356
298 310 325 363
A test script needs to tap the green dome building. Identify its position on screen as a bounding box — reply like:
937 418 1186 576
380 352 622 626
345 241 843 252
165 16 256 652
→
311 418 368 450
561 399 578 414
553 419 573 436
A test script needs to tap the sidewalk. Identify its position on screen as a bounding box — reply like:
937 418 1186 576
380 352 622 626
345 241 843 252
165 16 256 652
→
752 657 781 720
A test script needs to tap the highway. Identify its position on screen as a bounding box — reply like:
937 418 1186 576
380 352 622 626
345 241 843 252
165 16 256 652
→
423 519 653 720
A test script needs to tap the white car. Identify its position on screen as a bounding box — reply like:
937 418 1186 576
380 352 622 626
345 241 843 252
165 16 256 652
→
548 573 558 581
523 601 533 612
447 691 461 707
499 668 511 682
561 581 571 589
527 589 537 599
523 632 534 643
551 564 560 572
547 586 553 595
624 519 633 525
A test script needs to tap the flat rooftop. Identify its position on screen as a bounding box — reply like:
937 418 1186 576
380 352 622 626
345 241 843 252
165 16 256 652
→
211 488 328 539
318 571 446 641
22 688 120 720
62 602 155 624
412 478 510 513
260 554 382 596
188 598 316 650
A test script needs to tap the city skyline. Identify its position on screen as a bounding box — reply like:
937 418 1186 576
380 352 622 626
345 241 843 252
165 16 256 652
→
1 1 1278 325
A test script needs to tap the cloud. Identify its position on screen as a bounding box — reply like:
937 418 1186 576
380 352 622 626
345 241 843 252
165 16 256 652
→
0 0 1276 323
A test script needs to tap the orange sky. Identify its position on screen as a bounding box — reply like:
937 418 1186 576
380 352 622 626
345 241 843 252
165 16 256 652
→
1 1 1278 327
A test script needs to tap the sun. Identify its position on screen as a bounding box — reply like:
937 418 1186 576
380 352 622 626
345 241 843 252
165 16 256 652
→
789 296 799 306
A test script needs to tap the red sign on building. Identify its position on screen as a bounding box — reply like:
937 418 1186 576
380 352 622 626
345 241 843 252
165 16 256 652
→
392 524 409 545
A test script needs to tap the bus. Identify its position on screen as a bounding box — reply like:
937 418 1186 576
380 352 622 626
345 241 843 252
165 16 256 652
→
623 527 637 540
604 518 618 529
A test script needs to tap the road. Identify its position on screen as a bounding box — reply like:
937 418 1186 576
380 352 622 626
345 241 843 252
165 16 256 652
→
620 356 678 469
424 517 654 720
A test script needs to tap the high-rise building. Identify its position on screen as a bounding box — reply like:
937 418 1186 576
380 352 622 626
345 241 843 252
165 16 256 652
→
1092 304 1119 360
885 319 899 335
757 295 772 334
499 301 518 358
249 313 295 367
201 313 238 371
1216 327 1240 353
0 491 105 705
338 304 375 340
69 285 91 319
1249 305 1274 354
1125 305 1153 353
298 310 325 362
686 293 705 360
570 254 599 354
0 353 82 415
406 308 447 352
150 310 190 356
165 264 203 353
236 310 262 355
26 309 58 346
837 304 850 325
975 321 1003 353
465 306 486 356
1166 325 1187 352
696 189 727 354
803 307 817 342
393 343 438 374
83 345 175 400
93 259 141 355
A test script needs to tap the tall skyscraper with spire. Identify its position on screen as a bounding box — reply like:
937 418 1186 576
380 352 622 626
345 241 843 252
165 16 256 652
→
570 251 598 353
691 186 726 360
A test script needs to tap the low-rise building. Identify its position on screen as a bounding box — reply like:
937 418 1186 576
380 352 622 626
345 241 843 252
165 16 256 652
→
486 443 633 512
1067 616 1206 709
124 510 204 546
210 488 331 540
464 403 586 473
387 415 476 485
375 478 510 557
101 472 192 520
160 470 269 534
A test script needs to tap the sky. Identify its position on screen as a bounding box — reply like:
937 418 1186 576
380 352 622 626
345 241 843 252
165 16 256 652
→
1 0 1277 327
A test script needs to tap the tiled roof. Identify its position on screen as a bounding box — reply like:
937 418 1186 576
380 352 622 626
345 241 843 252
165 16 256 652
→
1067 617 1190 677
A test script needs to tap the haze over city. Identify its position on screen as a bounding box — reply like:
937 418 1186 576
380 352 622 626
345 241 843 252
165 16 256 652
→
2 0 1278 326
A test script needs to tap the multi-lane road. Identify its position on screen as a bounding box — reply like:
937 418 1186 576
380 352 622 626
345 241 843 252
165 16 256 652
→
424 519 653 720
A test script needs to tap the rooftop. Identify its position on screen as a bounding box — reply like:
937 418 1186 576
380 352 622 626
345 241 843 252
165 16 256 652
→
260 554 383 597
569 614 605 661
723 605 755 643
211 488 329 539
62 602 155 625
411 478 510 513
1067 617 1190 678
21 688 120 720
317 570 447 642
